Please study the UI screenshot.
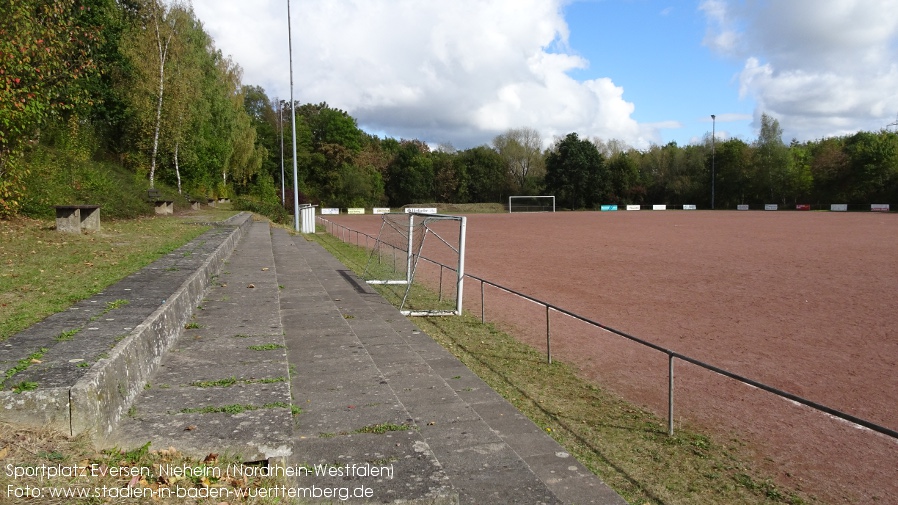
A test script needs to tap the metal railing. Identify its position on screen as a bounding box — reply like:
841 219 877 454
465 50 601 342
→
318 217 898 440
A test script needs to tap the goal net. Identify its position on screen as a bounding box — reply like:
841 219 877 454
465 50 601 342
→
363 212 467 316
508 195 555 213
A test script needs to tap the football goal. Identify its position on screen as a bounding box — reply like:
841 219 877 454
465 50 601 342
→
363 212 466 316
508 195 555 213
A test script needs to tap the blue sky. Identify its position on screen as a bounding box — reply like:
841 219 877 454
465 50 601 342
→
192 0 898 150
562 1 754 144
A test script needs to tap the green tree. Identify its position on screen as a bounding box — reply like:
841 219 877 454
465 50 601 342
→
0 0 104 216
121 0 193 189
545 133 606 209
842 130 898 202
786 140 814 205
808 136 849 202
162 5 205 194
242 85 279 183
226 102 266 192
297 102 363 152
185 50 240 196
385 140 433 206
432 149 462 203
713 138 751 207
752 113 791 203
606 150 643 204
641 141 684 205
456 146 508 203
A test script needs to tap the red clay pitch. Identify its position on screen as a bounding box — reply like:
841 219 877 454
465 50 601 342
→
327 210 898 504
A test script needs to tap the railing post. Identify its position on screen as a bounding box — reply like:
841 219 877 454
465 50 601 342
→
668 354 675 436
480 280 485 323
546 305 552 365
438 265 444 302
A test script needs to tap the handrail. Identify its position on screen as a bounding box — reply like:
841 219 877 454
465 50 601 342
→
317 217 898 440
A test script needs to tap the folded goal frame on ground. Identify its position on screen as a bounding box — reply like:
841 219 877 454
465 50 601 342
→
363 212 466 317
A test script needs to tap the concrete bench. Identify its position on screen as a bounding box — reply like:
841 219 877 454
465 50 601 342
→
147 188 173 215
55 205 100 233
188 195 216 210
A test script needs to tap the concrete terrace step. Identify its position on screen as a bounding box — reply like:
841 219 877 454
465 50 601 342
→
274 229 625 504
0 213 253 435
106 220 294 462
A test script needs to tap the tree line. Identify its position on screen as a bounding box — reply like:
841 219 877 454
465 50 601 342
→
2 1 897 219
257 111 898 212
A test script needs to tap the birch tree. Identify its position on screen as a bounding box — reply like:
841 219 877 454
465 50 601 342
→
162 6 203 194
123 0 185 188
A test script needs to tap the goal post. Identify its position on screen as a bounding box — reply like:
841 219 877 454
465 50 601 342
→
508 195 555 213
363 212 466 316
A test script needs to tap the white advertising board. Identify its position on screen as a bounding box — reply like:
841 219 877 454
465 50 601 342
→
626 205 641 211
682 205 696 210
871 204 890 212
321 208 339 215
652 204 667 211
347 208 365 215
764 204 778 211
830 204 848 212
737 204 749 210
405 207 437 214
372 207 391 214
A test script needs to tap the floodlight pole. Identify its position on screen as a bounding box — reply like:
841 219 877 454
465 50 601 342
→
277 98 285 205
287 0 300 231
711 114 716 210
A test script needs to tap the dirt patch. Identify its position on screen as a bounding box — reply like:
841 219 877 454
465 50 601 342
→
328 210 898 504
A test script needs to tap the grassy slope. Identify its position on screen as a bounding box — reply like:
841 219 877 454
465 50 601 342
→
0 215 213 341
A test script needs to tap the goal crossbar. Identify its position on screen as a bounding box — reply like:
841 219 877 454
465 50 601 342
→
508 195 555 213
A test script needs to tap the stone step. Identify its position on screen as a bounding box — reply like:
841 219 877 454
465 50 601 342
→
106 220 294 462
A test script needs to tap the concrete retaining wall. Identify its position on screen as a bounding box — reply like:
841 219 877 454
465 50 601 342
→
71 212 252 438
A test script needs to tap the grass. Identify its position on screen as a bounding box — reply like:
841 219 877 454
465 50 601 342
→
2 347 48 389
189 376 287 388
180 402 294 415
354 422 415 435
402 202 507 214
0 215 213 341
248 343 285 351
319 423 415 439
54 328 80 341
311 228 815 505
0 423 296 504
10 381 39 393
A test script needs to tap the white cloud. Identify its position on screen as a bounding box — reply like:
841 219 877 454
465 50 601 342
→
192 0 644 149
700 0 898 140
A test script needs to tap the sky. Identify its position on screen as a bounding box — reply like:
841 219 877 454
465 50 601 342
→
191 0 898 150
